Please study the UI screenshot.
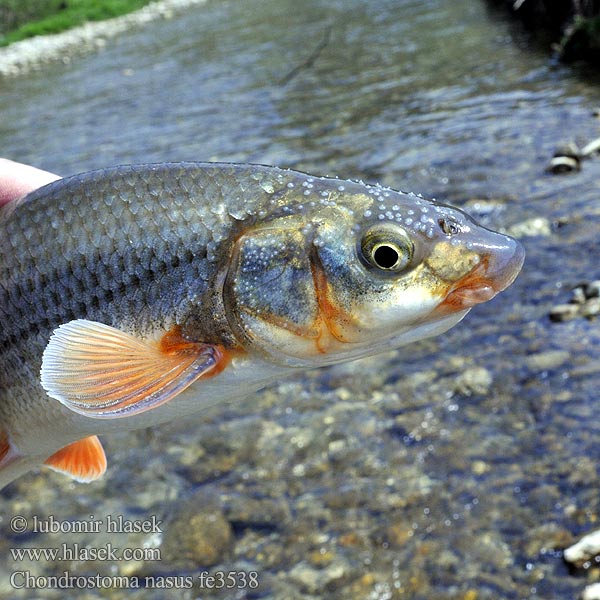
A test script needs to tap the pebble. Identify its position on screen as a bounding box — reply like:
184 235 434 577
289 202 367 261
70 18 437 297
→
585 281 600 298
581 297 600 319
506 217 551 238
549 281 600 321
549 303 580 322
554 142 582 160
162 501 233 567
564 528 600 567
453 366 493 396
524 522 573 556
547 155 580 174
547 138 600 173
581 137 600 157
583 583 600 600
525 350 570 371
222 494 291 530
289 559 350 593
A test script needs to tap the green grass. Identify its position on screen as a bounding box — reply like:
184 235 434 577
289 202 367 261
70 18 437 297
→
0 0 154 46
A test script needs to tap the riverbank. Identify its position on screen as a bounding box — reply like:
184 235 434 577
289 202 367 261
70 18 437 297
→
488 0 600 63
0 0 207 77
0 1 152 45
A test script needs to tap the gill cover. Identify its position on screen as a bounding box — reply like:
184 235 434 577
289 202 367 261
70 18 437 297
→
224 217 323 363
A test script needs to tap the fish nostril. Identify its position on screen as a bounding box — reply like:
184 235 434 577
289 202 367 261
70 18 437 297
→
438 217 461 236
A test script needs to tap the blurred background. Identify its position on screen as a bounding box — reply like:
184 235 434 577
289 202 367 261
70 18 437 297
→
1 1 600 598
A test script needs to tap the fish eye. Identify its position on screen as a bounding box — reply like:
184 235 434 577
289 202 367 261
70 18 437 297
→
359 224 414 273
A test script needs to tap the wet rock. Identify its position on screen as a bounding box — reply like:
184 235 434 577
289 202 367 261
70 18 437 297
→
550 281 600 322
525 350 570 371
468 533 513 570
547 155 581 174
571 360 600 378
547 142 581 173
573 286 588 304
583 583 600 600
222 494 291 531
289 558 350 593
524 522 573 556
581 137 600 157
584 281 600 298
471 460 489 475
564 528 600 568
581 298 600 319
549 303 580 322
574 281 600 302
554 142 582 160
453 366 493 396
181 419 263 483
163 500 233 567
547 136 600 173
506 217 551 238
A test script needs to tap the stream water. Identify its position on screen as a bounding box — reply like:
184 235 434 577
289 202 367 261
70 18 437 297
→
1 0 600 598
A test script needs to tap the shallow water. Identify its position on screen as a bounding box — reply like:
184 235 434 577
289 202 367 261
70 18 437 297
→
1 0 600 598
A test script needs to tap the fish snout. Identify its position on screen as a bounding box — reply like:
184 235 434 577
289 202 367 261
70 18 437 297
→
440 232 525 311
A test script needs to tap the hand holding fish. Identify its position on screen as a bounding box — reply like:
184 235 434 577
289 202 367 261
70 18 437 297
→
0 158 60 206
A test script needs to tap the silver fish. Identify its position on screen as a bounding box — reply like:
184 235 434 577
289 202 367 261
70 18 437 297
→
0 162 524 487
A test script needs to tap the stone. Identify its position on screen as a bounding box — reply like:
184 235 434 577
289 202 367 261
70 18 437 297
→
507 217 551 238
581 298 600 319
573 286 588 304
585 281 600 298
583 583 600 600
524 523 573 556
289 559 350 593
525 350 570 371
454 367 493 396
564 528 600 567
222 494 291 530
162 502 233 567
549 303 580 322
547 155 580 174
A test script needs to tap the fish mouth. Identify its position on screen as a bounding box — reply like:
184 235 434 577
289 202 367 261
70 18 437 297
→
438 238 525 313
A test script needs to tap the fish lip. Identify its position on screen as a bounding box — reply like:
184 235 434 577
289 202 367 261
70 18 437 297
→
439 240 525 311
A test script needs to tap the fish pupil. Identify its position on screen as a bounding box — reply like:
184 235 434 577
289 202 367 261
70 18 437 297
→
373 245 400 269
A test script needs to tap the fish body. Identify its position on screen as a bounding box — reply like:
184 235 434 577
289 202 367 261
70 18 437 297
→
0 162 524 487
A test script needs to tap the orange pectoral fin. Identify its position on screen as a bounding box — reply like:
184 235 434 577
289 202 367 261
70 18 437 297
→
44 435 107 482
40 319 223 419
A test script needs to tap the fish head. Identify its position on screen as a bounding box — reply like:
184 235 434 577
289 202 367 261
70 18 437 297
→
224 182 524 367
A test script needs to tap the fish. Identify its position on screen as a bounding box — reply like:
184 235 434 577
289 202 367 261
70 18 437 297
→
0 162 524 488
